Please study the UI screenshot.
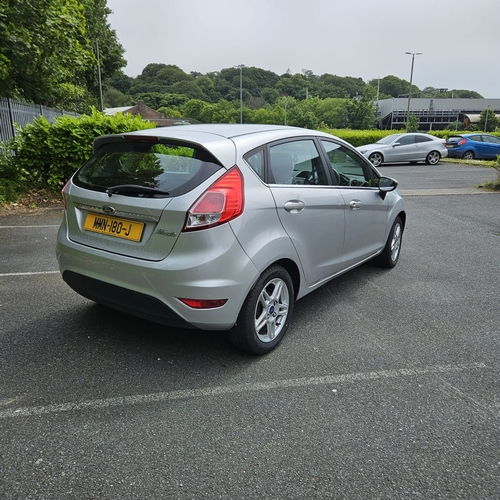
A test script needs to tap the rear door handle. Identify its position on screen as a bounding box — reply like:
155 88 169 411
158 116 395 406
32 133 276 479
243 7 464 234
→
284 200 306 213
349 200 362 210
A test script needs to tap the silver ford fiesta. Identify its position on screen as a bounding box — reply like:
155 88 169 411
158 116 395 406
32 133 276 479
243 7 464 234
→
57 124 406 354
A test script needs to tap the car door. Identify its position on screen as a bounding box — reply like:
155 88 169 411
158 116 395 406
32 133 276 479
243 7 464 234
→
320 140 389 268
469 135 486 158
390 134 418 162
480 135 500 158
267 138 346 287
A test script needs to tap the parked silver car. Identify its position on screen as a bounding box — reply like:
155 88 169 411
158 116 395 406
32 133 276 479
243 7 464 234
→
357 133 448 167
57 124 406 354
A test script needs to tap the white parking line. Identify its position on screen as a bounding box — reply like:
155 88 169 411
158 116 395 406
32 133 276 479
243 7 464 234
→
0 362 487 419
0 271 59 277
0 225 60 229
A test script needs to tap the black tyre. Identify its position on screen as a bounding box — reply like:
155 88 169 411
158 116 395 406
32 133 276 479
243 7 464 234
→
462 151 474 160
228 266 294 354
368 152 383 167
425 151 441 165
374 216 403 268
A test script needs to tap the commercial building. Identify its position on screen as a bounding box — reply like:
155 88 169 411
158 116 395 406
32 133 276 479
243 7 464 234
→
375 98 500 131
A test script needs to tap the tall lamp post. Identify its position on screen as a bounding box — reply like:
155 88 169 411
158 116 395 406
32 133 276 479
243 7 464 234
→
405 52 422 132
484 105 490 132
96 40 104 111
235 64 244 124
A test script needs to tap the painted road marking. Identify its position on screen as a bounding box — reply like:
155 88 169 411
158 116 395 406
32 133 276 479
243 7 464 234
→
0 225 60 229
0 362 487 419
0 271 59 277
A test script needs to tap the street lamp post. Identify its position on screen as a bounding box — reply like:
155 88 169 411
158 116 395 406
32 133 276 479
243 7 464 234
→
484 105 490 132
235 64 244 124
405 52 422 132
96 39 104 111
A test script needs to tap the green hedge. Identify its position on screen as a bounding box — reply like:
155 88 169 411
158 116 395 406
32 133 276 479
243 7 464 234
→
320 128 500 147
2 114 500 205
0 109 155 202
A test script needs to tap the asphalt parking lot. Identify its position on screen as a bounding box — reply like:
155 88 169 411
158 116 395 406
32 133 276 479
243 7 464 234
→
1 162 499 499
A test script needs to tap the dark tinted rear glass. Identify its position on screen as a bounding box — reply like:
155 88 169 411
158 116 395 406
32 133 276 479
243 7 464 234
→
73 139 223 197
415 135 433 143
447 136 463 144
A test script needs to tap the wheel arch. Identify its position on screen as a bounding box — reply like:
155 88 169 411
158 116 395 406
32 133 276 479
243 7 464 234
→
398 210 407 230
269 258 301 299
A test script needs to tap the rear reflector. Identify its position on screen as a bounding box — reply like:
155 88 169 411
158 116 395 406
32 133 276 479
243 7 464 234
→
179 298 228 309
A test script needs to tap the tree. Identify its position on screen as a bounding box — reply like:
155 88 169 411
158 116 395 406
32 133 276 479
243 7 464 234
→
343 98 375 129
103 87 130 107
405 113 419 132
109 70 133 93
317 74 366 99
170 80 207 100
478 108 499 132
0 0 127 112
0 0 92 104
369 75 418 98
79 0 126 103
276 73 310 100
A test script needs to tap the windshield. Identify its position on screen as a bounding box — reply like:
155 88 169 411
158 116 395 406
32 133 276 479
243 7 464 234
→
377 135 402 145
73 140 222 197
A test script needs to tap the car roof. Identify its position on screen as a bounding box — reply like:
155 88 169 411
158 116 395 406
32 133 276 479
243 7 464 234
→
93 124 345 167
119 123 332 142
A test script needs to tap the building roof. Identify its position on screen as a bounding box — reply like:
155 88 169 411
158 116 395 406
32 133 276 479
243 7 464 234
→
103 106 135 116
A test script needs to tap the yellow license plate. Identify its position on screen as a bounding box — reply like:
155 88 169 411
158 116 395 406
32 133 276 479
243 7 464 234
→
83 213 144 242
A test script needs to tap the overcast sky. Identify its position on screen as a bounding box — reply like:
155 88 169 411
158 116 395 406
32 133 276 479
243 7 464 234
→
106 0 499 98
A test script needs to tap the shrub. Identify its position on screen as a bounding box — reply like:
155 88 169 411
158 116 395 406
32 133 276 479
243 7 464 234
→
0 109 155 202
319 128 397 147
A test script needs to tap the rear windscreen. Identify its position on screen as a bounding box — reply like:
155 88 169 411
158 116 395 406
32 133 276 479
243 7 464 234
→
447 136 463 144
73 140 223 197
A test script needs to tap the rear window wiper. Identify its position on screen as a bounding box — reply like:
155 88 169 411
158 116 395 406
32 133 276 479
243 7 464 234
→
106 184 170 197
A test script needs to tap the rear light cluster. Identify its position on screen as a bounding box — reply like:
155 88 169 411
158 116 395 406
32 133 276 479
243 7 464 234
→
183 166 244 232
458 138 467 146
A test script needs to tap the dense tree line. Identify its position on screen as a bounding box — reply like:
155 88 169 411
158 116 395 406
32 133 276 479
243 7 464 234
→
104 64 483 129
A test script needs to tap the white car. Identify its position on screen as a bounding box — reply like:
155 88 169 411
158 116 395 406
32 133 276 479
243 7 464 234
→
357 133 448 167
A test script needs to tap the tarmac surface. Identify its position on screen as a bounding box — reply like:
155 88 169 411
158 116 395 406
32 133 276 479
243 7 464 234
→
1 162 499 499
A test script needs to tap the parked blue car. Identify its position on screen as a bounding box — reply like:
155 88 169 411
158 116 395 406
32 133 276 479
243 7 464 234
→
445 133 500 160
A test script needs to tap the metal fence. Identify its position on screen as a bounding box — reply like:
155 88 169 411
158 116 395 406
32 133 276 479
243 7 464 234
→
0 97 80 145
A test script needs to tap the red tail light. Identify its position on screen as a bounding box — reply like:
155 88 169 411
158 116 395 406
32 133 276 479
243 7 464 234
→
458 138 466 146
183 166 244 231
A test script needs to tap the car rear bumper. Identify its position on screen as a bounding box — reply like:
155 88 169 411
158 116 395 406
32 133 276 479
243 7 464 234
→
56 221 260 331
445 150 462 158
63 270 196 328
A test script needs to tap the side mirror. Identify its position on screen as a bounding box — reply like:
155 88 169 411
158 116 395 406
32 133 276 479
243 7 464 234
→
392 142 401 147
378 176 398 199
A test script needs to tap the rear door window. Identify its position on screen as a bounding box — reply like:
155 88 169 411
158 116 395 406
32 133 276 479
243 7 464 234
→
415 135 433 143
269 139 329 185
74 139 223 197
